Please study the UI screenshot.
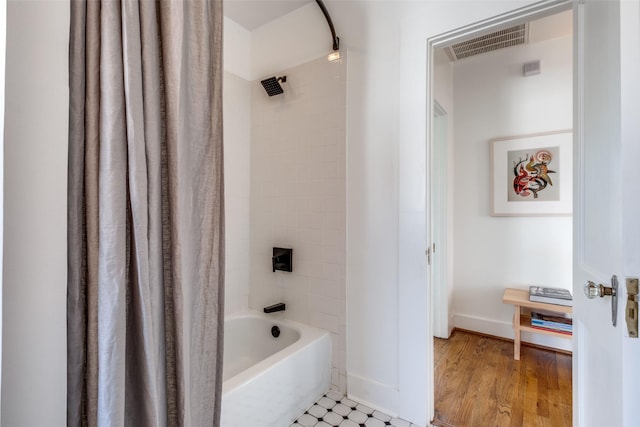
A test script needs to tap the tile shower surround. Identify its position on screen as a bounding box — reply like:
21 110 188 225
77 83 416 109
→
223 71 251 316
250 55 347 392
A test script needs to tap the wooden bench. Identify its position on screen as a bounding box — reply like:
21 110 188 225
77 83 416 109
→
502 288 572 360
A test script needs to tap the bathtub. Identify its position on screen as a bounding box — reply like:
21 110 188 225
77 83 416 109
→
220 311 331 427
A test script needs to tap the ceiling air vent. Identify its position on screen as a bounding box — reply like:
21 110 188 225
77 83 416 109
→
446 24 529 61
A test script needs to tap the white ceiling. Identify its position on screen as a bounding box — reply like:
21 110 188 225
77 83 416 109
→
224 0 313 31
224 1 572 40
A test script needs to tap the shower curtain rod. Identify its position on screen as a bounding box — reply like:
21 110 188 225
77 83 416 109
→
315 0 340 51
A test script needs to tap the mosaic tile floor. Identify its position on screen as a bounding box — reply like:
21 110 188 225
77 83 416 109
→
291 391 421 427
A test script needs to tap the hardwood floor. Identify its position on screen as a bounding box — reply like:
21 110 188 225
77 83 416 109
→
433 329 572 427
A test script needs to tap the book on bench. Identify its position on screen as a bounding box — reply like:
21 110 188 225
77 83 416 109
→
529 286 573 307
531 312 573 332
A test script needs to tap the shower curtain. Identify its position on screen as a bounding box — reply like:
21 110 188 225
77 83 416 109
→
67 1 224 426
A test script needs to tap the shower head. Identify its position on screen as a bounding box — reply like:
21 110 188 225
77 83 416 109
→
260 76 287 96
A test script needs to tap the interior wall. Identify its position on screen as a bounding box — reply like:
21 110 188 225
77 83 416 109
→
249 55 347 393
224 16 251 80
2 1 69 425
451 34 573 350
0 0 6 410
342 4 402 412
223 17 252 315
223 71 252 315
250 2 328 80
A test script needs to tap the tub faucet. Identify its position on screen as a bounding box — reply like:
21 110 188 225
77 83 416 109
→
264 303 286 313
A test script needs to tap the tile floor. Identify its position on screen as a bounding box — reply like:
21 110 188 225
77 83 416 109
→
291 391 421 427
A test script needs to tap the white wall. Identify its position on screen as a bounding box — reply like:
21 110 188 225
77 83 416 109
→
250 2 328 80
2 1 69 425
224 16 251 80
451 35 573 351
249 55 347 392
0 0 7 411
223 17 252 315
223 71 252 315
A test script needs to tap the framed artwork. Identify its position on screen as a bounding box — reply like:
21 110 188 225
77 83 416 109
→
490 130 572 216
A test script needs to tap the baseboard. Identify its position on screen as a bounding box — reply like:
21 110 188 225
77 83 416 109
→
346 373 399 418
453 313 572 353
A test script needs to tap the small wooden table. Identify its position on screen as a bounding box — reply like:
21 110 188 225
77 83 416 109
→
502 288 572 360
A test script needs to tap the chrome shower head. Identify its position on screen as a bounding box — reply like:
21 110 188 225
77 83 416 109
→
260 76 287 96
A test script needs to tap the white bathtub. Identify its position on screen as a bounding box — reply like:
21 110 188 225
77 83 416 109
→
220 311 331 427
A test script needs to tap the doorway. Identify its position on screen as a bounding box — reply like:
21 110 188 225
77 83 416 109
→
427 1 575 424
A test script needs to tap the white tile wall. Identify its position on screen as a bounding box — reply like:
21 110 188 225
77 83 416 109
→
249 55 347 392
223 71 252 315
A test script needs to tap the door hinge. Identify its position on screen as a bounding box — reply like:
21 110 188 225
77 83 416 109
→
426 247 431 266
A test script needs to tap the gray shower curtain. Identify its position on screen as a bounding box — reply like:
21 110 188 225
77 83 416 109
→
67 1 224 426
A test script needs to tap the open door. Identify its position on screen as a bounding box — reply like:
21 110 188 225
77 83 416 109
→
431 101 450 339
573 1 640 425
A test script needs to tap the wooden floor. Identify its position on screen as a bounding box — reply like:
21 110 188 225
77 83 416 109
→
433 330 572 427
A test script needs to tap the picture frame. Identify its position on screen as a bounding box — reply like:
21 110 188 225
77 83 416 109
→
490 130 572 216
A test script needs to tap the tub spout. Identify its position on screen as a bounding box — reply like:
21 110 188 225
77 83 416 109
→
263 303 286 313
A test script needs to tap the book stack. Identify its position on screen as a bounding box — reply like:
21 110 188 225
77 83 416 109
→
531 312 573 335
529 286 573 307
